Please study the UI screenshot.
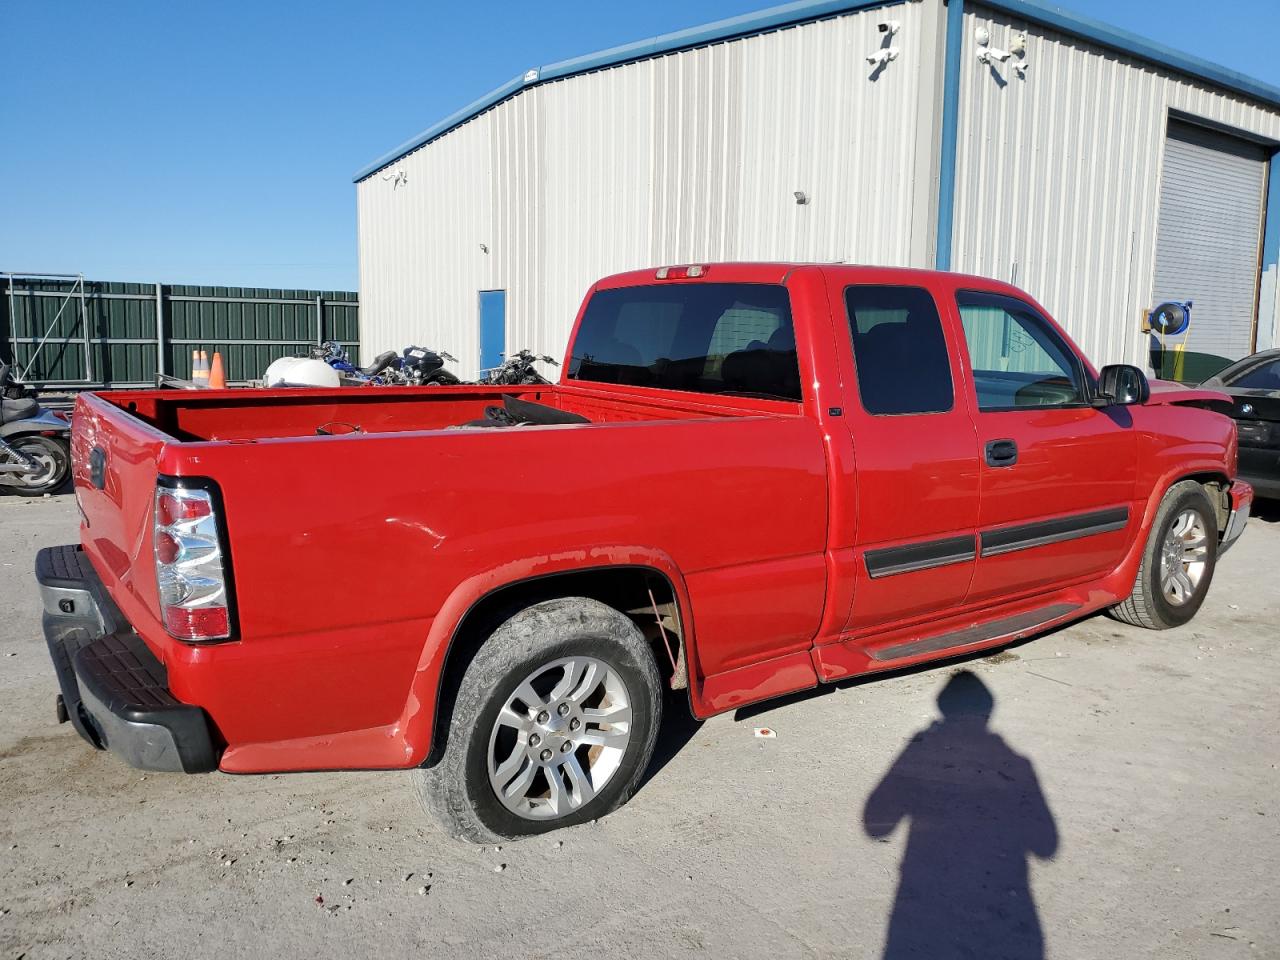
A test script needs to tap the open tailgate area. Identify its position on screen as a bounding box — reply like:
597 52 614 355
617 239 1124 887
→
71 392 170 640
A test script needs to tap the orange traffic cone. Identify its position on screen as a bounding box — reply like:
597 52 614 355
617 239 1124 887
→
209 351 227 389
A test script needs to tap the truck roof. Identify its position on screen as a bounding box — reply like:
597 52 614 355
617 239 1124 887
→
593 262 1026 298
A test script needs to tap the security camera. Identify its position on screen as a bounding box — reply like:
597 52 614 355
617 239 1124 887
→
877 20 901 35
866 47 900 66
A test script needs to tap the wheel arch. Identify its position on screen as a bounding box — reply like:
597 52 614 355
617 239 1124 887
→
1101 466 1232 600
401 556 697 769
1166 470 1233 533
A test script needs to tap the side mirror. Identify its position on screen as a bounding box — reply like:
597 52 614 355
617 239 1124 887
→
1096 364 1149 406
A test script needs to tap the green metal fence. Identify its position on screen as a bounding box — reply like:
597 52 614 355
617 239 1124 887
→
0 273 359 388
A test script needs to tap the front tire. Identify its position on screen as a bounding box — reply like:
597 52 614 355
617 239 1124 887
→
1109 480 1218 629
3 435 70 496
414 597 662 842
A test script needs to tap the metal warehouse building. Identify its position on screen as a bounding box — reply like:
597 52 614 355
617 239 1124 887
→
354 0 1280 381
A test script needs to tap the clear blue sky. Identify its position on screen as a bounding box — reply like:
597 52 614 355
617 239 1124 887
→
2 0 1277 292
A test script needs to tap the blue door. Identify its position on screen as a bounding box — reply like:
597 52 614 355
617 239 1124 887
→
479 290 506 375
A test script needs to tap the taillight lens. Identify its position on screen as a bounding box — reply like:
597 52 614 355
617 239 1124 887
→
154 484 233 641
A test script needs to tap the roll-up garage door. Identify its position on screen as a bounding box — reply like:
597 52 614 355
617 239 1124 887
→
1151 120 1268 370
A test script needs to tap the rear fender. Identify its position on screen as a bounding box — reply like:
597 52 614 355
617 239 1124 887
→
0 410 69 437
396 547 699 766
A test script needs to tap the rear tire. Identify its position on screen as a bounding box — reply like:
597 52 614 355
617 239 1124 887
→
413 597 662 843
1108 480 1218 629
3 435 70 496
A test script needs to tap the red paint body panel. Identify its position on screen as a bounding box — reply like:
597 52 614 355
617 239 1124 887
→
70 264 1244 772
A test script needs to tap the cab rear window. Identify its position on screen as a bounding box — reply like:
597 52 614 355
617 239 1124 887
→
568 283 802 402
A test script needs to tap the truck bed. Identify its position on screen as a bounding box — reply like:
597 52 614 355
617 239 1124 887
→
100 383 789 442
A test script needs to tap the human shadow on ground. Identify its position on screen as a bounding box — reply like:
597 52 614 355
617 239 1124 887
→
863 670 1058 960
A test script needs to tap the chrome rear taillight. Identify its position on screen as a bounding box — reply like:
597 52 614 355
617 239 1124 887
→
154 482 233 641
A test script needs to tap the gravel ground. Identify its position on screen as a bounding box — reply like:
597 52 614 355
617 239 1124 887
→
1 493 1277 960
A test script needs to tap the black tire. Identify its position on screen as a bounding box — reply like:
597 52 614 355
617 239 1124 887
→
1108 480 1218 629
413 597 662 843
3 435 70 496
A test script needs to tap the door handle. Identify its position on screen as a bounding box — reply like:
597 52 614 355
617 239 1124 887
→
985 439 1018 467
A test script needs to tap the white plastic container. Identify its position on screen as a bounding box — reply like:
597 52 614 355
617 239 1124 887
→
262 357 341 388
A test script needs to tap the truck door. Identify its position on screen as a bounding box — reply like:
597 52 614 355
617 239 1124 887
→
832 281 982 636
952 290 1139 603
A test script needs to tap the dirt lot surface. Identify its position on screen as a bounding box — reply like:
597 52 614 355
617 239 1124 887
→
2 493 1277 959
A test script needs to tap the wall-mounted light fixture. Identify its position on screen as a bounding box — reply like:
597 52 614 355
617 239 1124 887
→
867 20 901 71
794 191 809 205
975 25 1030 77
867 47 900 67
381 167 408 189
1010 32 1029 76
479 243 489 254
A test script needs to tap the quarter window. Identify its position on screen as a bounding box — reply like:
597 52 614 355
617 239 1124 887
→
956 292 1087 410
844 286 954 415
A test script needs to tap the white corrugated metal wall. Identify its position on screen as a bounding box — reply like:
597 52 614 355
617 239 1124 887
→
356 0 933 378
951 4 1280 368
358 0 1280 376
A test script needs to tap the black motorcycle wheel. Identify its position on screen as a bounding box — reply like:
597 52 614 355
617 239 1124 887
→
3 435 70 496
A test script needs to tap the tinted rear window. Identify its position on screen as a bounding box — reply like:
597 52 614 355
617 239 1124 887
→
845 285 954 415
568 283 801 401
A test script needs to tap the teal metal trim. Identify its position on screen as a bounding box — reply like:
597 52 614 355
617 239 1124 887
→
355 0 1280 185
1259 150 1280 350
353 0 898 182
354 75 526 183
935 0 965 272
978 0 1280 110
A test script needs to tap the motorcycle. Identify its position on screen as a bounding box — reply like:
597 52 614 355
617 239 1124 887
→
0 362 71 496
389 345 462 386
481 349 559 385
314 342 462 386
311 341 388 385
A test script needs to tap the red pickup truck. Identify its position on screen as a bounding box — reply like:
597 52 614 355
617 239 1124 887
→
38 264 1251 841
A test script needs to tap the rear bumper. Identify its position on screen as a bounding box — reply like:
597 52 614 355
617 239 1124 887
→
1220 480 1253 554
36 545 218 773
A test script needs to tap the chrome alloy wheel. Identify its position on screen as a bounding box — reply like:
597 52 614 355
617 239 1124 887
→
487 656 633 820
1159 508 1209 606
17 450 58 487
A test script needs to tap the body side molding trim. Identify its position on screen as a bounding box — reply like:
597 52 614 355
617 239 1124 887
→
980 506 1130 558
864 534 977 579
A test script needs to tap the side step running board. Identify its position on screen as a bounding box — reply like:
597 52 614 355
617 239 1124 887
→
869 602 1080 662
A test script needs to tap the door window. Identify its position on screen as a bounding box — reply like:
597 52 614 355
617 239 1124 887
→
956 292 1087 410
844 286 953 415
